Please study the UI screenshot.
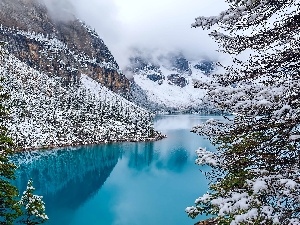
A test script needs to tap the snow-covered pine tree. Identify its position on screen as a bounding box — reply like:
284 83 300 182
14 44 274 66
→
18 179 48 225
186 1 300 224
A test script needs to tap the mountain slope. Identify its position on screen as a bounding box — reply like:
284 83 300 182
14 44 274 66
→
0 0 130 96
0 0 167 150
1 49 163 150
127 51 215 113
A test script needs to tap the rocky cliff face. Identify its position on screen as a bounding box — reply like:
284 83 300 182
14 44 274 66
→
0 0 130 96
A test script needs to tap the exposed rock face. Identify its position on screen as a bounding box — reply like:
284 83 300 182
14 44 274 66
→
0 0 130 96
194 60 215 75
194 219 218 225
169 53 191 74
167 74 188 87
126 50 216 113
147 73 164 83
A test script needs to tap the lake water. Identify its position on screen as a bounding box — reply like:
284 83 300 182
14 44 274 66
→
14 114 218 225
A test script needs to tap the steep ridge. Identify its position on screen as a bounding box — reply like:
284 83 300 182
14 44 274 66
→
0 0 130 96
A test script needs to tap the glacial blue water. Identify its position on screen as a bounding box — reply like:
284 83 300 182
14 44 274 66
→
14 115 218 225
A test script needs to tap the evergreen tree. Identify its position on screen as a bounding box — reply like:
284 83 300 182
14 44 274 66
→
0 42 21 225
186 1 300 224
18 180 48 225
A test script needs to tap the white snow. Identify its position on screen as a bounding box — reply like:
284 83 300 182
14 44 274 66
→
1 52 160 150
133 61 209 110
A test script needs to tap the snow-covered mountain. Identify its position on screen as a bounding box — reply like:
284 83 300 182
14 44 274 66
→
0 0 130 97
1 49 163 150
127 51 216 113
0 0 164 150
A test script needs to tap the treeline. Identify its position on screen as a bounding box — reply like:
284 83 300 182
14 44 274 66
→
1 51 158 150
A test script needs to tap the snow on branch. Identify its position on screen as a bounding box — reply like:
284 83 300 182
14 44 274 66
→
195 147 218 167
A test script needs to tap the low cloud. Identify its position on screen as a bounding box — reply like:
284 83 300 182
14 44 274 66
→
42 0 229 69
41 0 76 21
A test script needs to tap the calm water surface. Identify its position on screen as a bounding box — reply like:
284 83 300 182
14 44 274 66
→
14 115 218 225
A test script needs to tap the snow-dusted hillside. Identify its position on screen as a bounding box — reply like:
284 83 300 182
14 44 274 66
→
1 50 163 150
127 52 215 113
0 0 131 97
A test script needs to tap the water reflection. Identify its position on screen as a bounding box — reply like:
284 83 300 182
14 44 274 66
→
123 142 191 173
126 142 154 170
164 148 189 172
13 115 218 225
14 145 120 210
154 114 212 131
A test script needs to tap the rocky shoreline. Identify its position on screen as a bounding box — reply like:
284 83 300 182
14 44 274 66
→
15 132 167 152
194 218 218 225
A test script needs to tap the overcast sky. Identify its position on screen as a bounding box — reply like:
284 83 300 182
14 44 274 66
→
61 0 229 68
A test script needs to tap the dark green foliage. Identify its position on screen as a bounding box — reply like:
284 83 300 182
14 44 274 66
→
0 42 21 224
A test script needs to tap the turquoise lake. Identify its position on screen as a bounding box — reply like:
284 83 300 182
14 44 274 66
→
13 115 218 225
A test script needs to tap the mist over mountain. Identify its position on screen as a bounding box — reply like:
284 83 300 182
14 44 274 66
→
126 49 218 113
54 0 228 70
0 0 165 150
0 0 130 96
